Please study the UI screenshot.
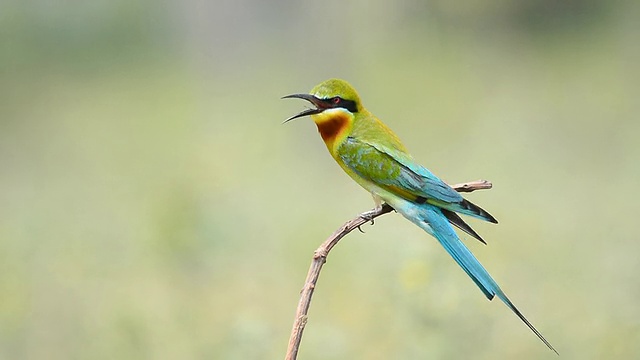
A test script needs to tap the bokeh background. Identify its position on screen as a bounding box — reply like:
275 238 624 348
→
1 0 639 359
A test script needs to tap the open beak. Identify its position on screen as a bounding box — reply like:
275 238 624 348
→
282 93 325 123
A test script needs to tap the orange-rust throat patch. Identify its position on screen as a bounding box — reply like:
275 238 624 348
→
316 115 348 142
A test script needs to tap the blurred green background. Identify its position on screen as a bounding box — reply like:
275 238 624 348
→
1 0 639 359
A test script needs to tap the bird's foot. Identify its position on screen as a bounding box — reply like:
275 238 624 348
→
359 205 383 226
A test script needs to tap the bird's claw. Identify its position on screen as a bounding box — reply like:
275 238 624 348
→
359 214 374 226
359 208 379 226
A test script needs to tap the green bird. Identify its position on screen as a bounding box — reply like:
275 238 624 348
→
283 78 557 354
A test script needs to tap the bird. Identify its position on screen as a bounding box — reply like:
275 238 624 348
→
283 78 557 354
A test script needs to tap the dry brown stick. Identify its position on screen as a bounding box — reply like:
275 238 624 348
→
284 179 493 360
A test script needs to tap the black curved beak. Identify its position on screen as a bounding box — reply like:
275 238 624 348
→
282 93 325 123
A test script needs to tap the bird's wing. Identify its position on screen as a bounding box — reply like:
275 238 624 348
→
338 136 497 235
338 136 463 204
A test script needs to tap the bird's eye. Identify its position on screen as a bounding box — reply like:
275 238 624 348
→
332 97 341 104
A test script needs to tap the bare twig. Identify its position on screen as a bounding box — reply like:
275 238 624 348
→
284 179 493 360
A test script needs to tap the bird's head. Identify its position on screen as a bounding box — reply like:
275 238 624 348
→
282 78 362 123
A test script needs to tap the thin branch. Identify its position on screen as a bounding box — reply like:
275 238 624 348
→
284 179 493 360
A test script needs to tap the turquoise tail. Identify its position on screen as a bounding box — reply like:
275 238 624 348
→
390 200 558 354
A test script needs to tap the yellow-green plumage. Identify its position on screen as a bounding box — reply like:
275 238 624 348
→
310 80 405 153
283 78 557 354
308 80 410 197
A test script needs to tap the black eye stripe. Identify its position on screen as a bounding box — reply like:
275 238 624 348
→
341 99 358 112
323 97 358 113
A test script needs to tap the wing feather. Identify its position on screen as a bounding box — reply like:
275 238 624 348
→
339 137 497 224
338 137 463 204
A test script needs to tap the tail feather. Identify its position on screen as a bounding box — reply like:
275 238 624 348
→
391 200 557 354
500 295 559 355
442 209 486 245
413 204 499 300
